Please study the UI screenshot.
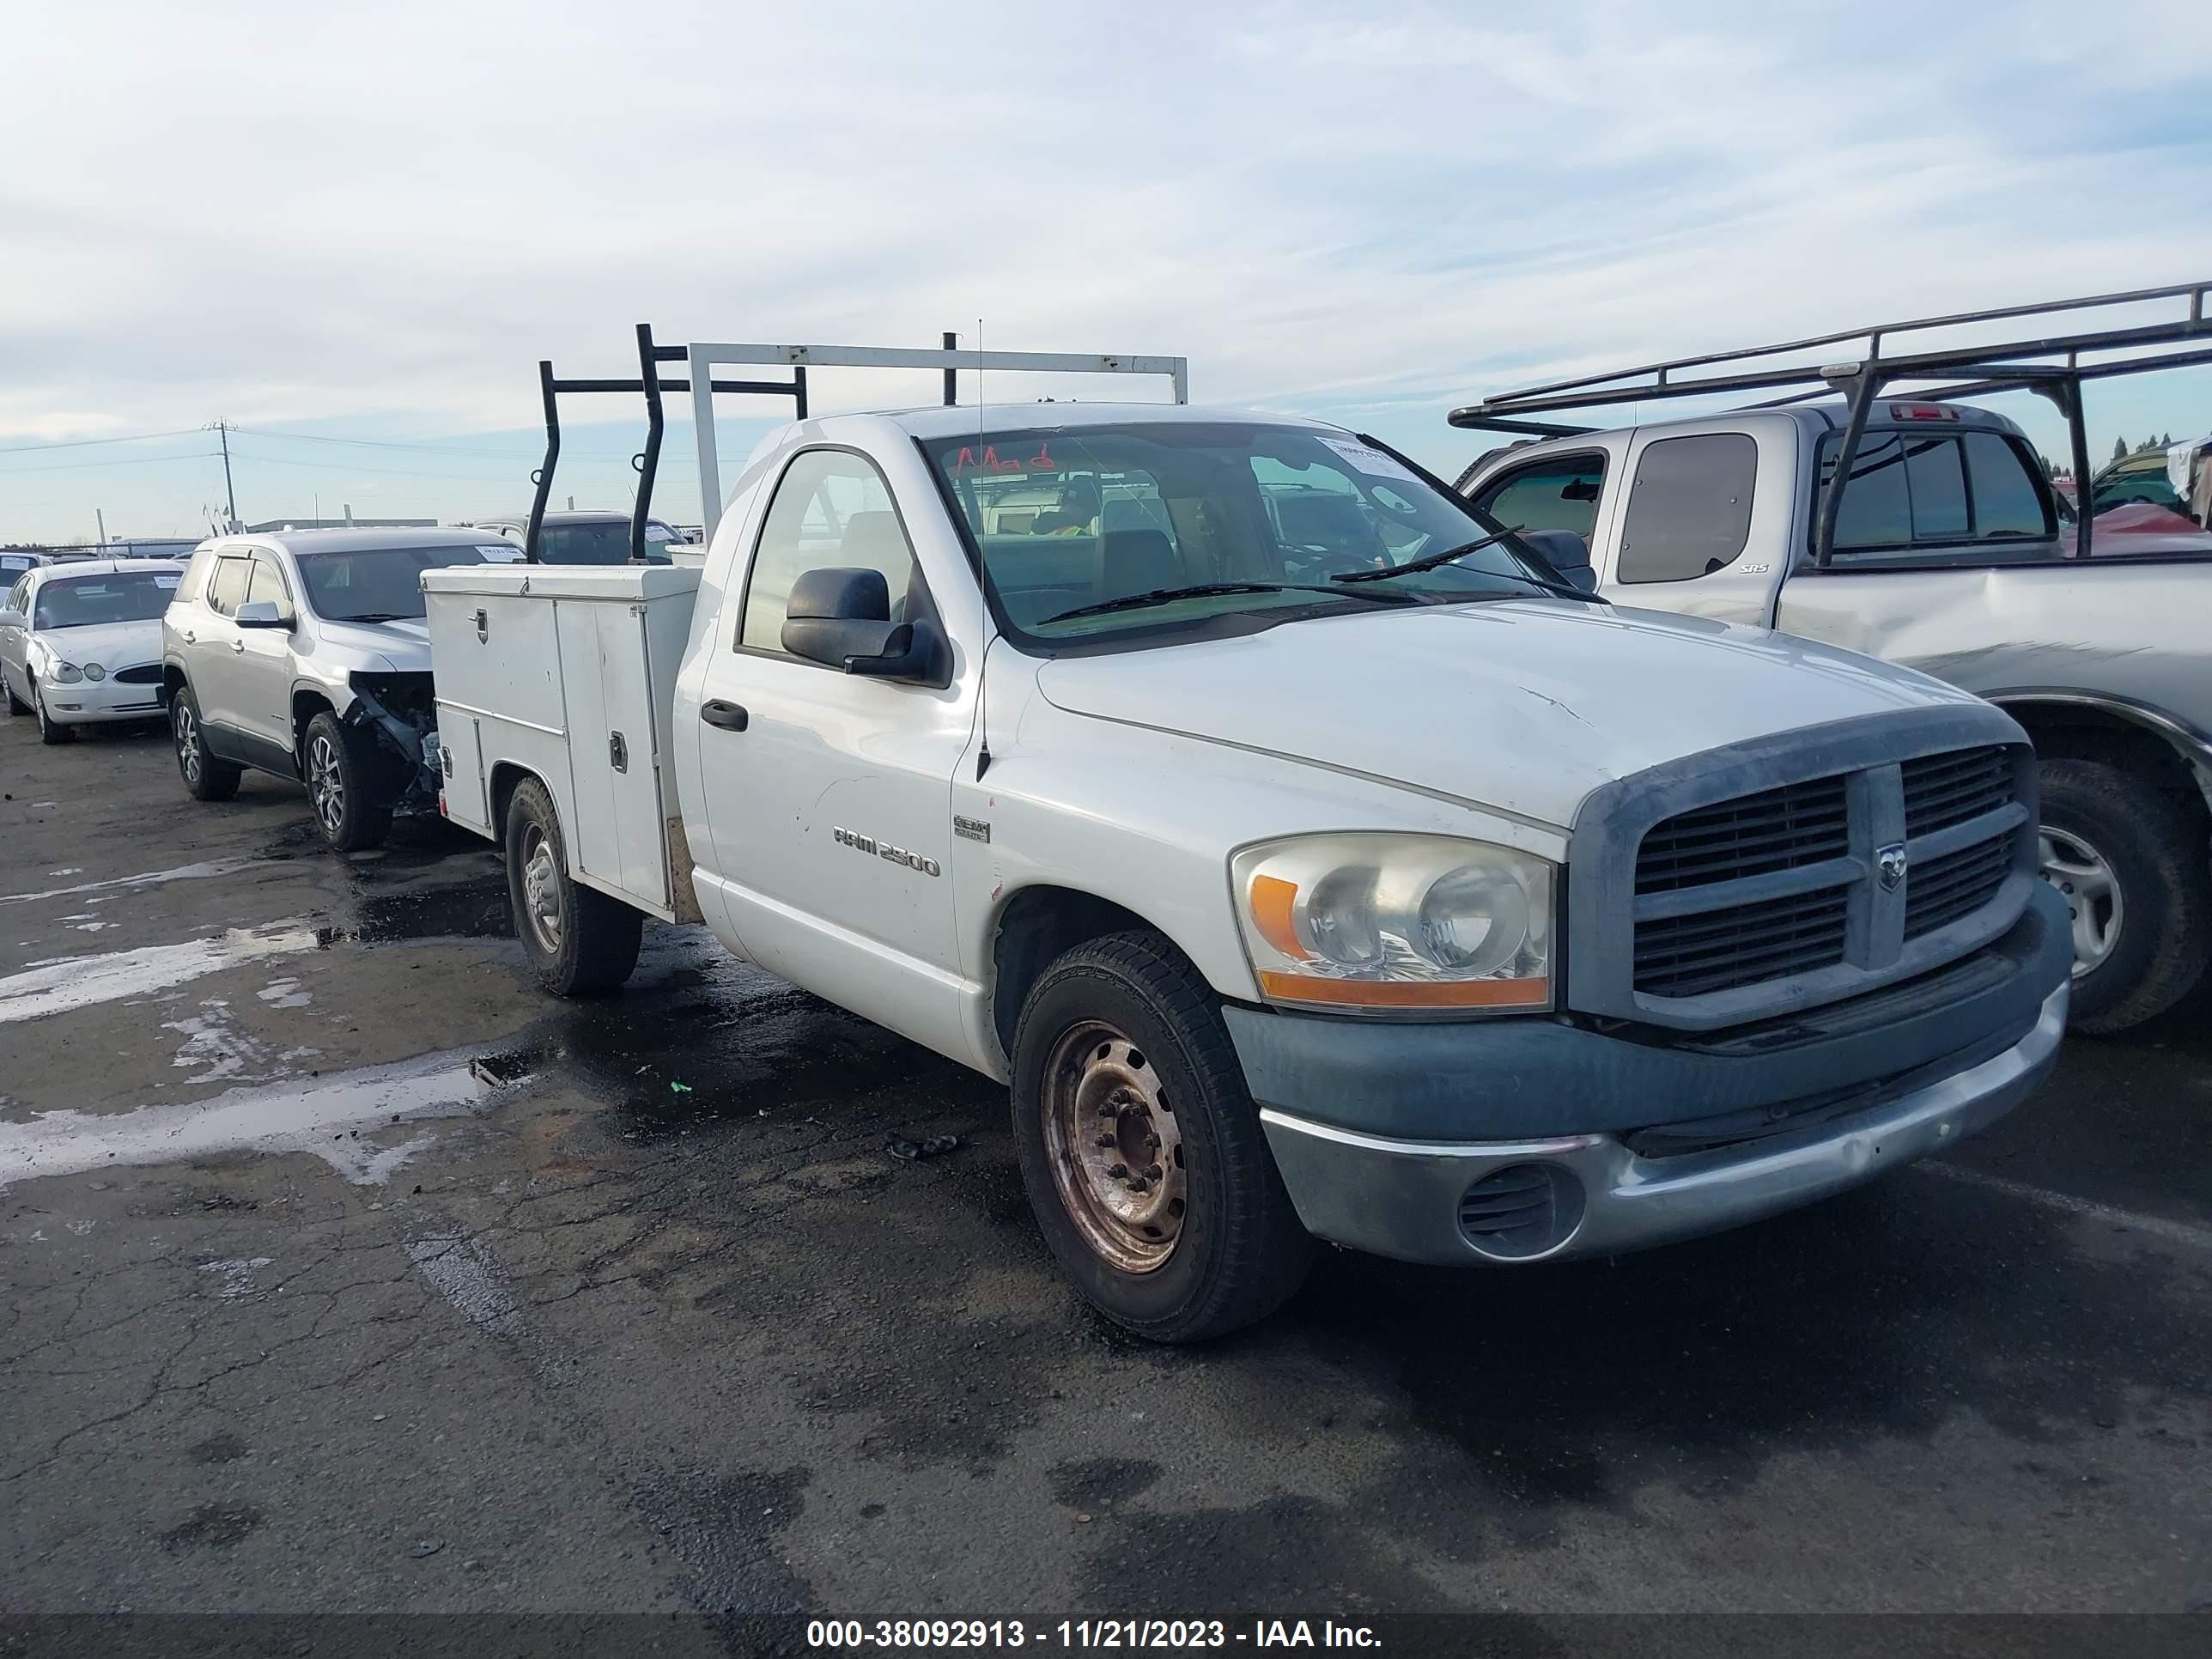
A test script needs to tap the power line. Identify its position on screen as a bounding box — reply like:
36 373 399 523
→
0 450 222 474
228 425 546 460
0 428 203 456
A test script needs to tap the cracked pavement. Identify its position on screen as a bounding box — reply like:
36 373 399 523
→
3 708 2209 1623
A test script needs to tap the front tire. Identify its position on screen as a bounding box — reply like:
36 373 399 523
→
503 776 642 996
302 711 391 852
1011 931 1314 1343
2037 757 2212 1034
32 678 74 745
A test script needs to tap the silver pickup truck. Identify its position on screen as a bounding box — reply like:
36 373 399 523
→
1449 283 2212 1033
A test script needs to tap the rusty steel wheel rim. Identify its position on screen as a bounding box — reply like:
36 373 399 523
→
1042 1020 1187 1273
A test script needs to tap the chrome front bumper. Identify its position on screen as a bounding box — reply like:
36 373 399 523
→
1258 980 2068 1267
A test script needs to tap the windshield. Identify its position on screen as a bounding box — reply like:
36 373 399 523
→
537 521 674 565
33 569 181 629
294 544 489 622
925 422 1559 647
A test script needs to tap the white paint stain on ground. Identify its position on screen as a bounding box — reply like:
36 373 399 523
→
0 924 319 1024
0 1045 533 1188
198 1256 276 1298
63 913 117 933
0 857 279 908
256 975 313 1010
164 998 319 1085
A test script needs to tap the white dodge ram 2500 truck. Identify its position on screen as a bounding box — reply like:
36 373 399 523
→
424 382 2073 1341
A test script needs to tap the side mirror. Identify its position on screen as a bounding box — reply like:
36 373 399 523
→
1516 528 1597 592
234 599 294 629
781 567 946 684
0 609 24 630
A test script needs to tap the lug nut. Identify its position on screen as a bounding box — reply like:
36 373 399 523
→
1096 1134 1115 1149
1128 1177 1149 1193
1107 1163 1127 1178
1145 1163 1162 1181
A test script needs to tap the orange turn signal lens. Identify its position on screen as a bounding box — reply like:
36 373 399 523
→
1249 874 1304 961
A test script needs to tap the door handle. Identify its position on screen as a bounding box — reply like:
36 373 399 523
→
231 640 246 653
700 700 748 732
182 629 197 644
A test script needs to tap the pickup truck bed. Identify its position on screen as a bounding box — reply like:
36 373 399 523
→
424 563 703 924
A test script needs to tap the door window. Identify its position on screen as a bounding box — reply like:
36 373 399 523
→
739 450 919 655
206 556 252 617
246 556 290 612
1471 453 1607 541
1617 434 1759 583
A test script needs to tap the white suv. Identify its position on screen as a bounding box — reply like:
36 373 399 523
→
162 528 505 849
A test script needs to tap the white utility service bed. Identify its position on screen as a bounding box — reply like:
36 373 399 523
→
422 562 702 922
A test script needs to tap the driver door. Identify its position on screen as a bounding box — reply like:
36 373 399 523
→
692 447 975 1057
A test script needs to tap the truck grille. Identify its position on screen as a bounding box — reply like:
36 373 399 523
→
1625 741 2028 1006
1634 888 1850 999
1634 775 1849 895
1903 746 2009 836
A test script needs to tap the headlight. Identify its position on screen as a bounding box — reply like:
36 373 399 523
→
50 660 83 684
82 662 106 682
1231 833 1553 1015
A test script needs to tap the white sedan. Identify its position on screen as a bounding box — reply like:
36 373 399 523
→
0 560 185 744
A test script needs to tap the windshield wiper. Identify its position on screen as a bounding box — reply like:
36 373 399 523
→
1331 528 1610 604
1037 581 1425 627
336 611 415 623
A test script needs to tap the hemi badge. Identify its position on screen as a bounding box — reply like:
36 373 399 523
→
954 816 992 843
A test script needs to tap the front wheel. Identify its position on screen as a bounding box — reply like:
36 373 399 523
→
1011 931 1314 1343
503 776 642 996
33 679 75 744
302 711 391 852
2037 757 2212 1034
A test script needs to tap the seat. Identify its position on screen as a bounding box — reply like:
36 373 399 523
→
1100 527 1182 595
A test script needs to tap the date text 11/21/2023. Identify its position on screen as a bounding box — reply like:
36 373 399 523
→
804 1620 1382 1649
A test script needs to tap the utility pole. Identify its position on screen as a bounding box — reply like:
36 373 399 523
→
95 507 107 547
207 421 240 531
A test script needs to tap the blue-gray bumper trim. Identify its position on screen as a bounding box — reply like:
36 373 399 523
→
1224 884 2071 1143
1257 981 2067 1266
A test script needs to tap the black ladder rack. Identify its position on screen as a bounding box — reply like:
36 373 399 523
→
1446 279 2212 565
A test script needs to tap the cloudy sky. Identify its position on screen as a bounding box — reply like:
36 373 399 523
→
4 0 2209 542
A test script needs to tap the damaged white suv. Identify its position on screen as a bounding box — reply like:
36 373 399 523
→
162 528 503 849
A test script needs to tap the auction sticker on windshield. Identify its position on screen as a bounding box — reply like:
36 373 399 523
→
1316 435 1420 484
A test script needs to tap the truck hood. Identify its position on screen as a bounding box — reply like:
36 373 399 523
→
313 617 430 672
33 618 164 671
1033 601 1981 829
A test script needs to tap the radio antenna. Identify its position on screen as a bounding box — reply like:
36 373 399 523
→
974 318 994 781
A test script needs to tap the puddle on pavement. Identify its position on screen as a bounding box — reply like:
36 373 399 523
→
314 872 512 947
0 1042 542 1188
0 923 321 1024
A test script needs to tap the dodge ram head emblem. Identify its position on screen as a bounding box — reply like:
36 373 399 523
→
1877 842 1909 892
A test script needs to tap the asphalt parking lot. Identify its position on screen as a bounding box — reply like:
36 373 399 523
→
3 708 2208 1632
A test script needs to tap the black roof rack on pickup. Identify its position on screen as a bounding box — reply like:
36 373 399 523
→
1448 280 2212 565
523 328 1189 564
